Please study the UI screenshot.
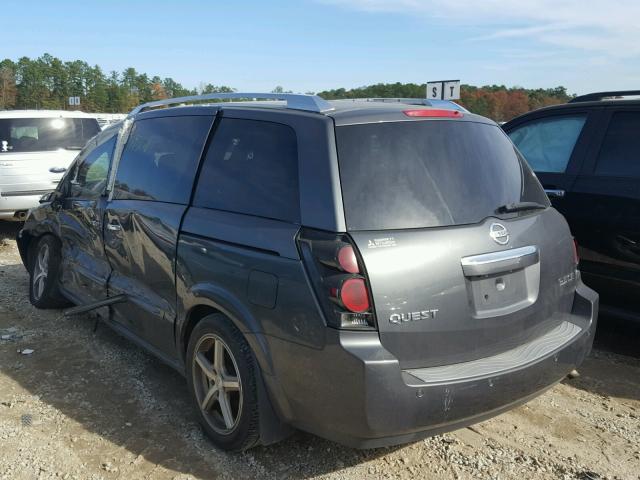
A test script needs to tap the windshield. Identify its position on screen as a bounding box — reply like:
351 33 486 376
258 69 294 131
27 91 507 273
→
336 120 548 231
0 117 100 154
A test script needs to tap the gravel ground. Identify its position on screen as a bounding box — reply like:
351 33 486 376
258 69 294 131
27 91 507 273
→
1 222 639 480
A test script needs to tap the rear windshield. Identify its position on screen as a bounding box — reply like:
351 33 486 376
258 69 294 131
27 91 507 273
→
336 120 548 231
0 117 100 154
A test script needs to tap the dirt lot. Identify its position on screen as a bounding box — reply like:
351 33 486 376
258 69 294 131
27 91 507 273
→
1 222 639 480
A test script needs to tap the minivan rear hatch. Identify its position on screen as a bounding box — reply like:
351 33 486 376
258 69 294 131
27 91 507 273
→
335 114 578 369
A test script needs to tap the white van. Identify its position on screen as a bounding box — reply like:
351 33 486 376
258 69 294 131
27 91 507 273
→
0 110 100 220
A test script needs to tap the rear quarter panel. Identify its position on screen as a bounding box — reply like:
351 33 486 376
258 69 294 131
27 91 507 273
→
175 207 328 371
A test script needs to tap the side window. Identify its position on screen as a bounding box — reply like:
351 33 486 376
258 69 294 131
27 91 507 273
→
71 136 116 198
508 115 587 173
114 116 212 204
595 112 640 178
193 118 299 222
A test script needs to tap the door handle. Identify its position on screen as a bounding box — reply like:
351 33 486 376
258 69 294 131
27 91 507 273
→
544 189 565 198
106 223 121 231
49 167 67 174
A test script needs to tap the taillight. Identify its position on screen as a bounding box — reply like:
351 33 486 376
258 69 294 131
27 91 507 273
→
335 277 369 313
297 229 376 330
337 245 359 274
403 109 463 118
572 238 579 266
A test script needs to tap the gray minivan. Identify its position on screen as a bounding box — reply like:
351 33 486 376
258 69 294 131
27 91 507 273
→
17 93 598 451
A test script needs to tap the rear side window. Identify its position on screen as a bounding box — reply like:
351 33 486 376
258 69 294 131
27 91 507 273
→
0 117 99 153
508 115 586 173
595 112 640 178
336 120 548 231
114 116 212 204
193 118 299 222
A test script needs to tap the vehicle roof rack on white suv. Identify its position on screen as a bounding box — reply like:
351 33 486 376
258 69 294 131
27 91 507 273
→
569 90 640 103
129 92 335 116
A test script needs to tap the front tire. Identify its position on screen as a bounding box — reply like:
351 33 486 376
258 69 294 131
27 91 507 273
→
186 314 260 451
28 235 68 309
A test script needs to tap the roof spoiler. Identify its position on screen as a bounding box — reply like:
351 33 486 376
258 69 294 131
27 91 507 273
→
128 92 334 116
569 90 640 103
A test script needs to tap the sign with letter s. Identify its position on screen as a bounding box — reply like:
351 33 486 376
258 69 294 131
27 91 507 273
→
426 82 443 100
426 80 461 100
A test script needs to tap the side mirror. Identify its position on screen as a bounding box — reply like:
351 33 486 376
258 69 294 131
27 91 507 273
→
39 192 54 204
69 180 82 198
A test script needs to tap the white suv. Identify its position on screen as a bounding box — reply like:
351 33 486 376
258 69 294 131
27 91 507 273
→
0 110 100 220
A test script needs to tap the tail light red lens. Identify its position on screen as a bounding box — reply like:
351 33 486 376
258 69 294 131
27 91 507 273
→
403 109 463 118
337 245 359 274
572 238 579 265
339 278 370 313
297 229 376 330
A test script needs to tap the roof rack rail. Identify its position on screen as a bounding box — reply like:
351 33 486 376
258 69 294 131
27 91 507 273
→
332 97 469 113
569 90 640 103
334 97 431 105
128 92 334 116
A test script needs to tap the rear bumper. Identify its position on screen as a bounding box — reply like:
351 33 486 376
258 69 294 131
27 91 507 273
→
0 192 48 220
267 281 598 448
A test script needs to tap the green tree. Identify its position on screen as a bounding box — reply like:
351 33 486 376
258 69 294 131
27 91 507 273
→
0 55 575 119
0 60 17 109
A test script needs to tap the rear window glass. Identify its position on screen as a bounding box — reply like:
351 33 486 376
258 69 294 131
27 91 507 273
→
0 117 99 153
114 115 212 204
193 118 299 222
336 120 548 231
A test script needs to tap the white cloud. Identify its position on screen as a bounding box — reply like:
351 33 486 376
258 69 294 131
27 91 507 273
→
321 0 640 57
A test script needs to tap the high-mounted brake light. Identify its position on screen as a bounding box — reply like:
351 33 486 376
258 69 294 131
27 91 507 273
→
403 109 463 118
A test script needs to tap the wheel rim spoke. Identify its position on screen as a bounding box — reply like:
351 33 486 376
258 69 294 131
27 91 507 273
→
38 246 49 274
195 352 216 381
33 244 50 300
220 375 240 391
35 277 44 298
33 271 46 283
218 391 235 428
201 385 219 411
213 339 225 374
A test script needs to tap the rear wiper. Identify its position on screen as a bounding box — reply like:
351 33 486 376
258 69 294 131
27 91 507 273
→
496 201 547 214
64 146 83 150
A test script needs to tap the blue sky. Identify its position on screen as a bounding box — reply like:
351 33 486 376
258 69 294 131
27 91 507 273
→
1 0 639 94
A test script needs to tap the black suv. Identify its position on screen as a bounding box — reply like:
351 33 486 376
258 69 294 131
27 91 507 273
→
504 91 640 324
18 93 597 451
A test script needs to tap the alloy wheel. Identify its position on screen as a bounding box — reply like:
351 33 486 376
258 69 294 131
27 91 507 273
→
192 334 243 434
32 243 50 301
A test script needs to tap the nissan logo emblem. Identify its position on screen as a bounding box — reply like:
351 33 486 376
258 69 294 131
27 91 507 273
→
489 223 509 245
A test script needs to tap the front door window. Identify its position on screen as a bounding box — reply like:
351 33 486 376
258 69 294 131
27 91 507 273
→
508 115 587 173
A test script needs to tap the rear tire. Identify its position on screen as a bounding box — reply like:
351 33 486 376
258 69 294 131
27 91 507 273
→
186 314 260 451
28 235 68 309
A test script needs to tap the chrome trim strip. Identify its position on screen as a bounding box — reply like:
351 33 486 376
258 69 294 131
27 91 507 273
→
462 245 538 266
461 245 539 277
